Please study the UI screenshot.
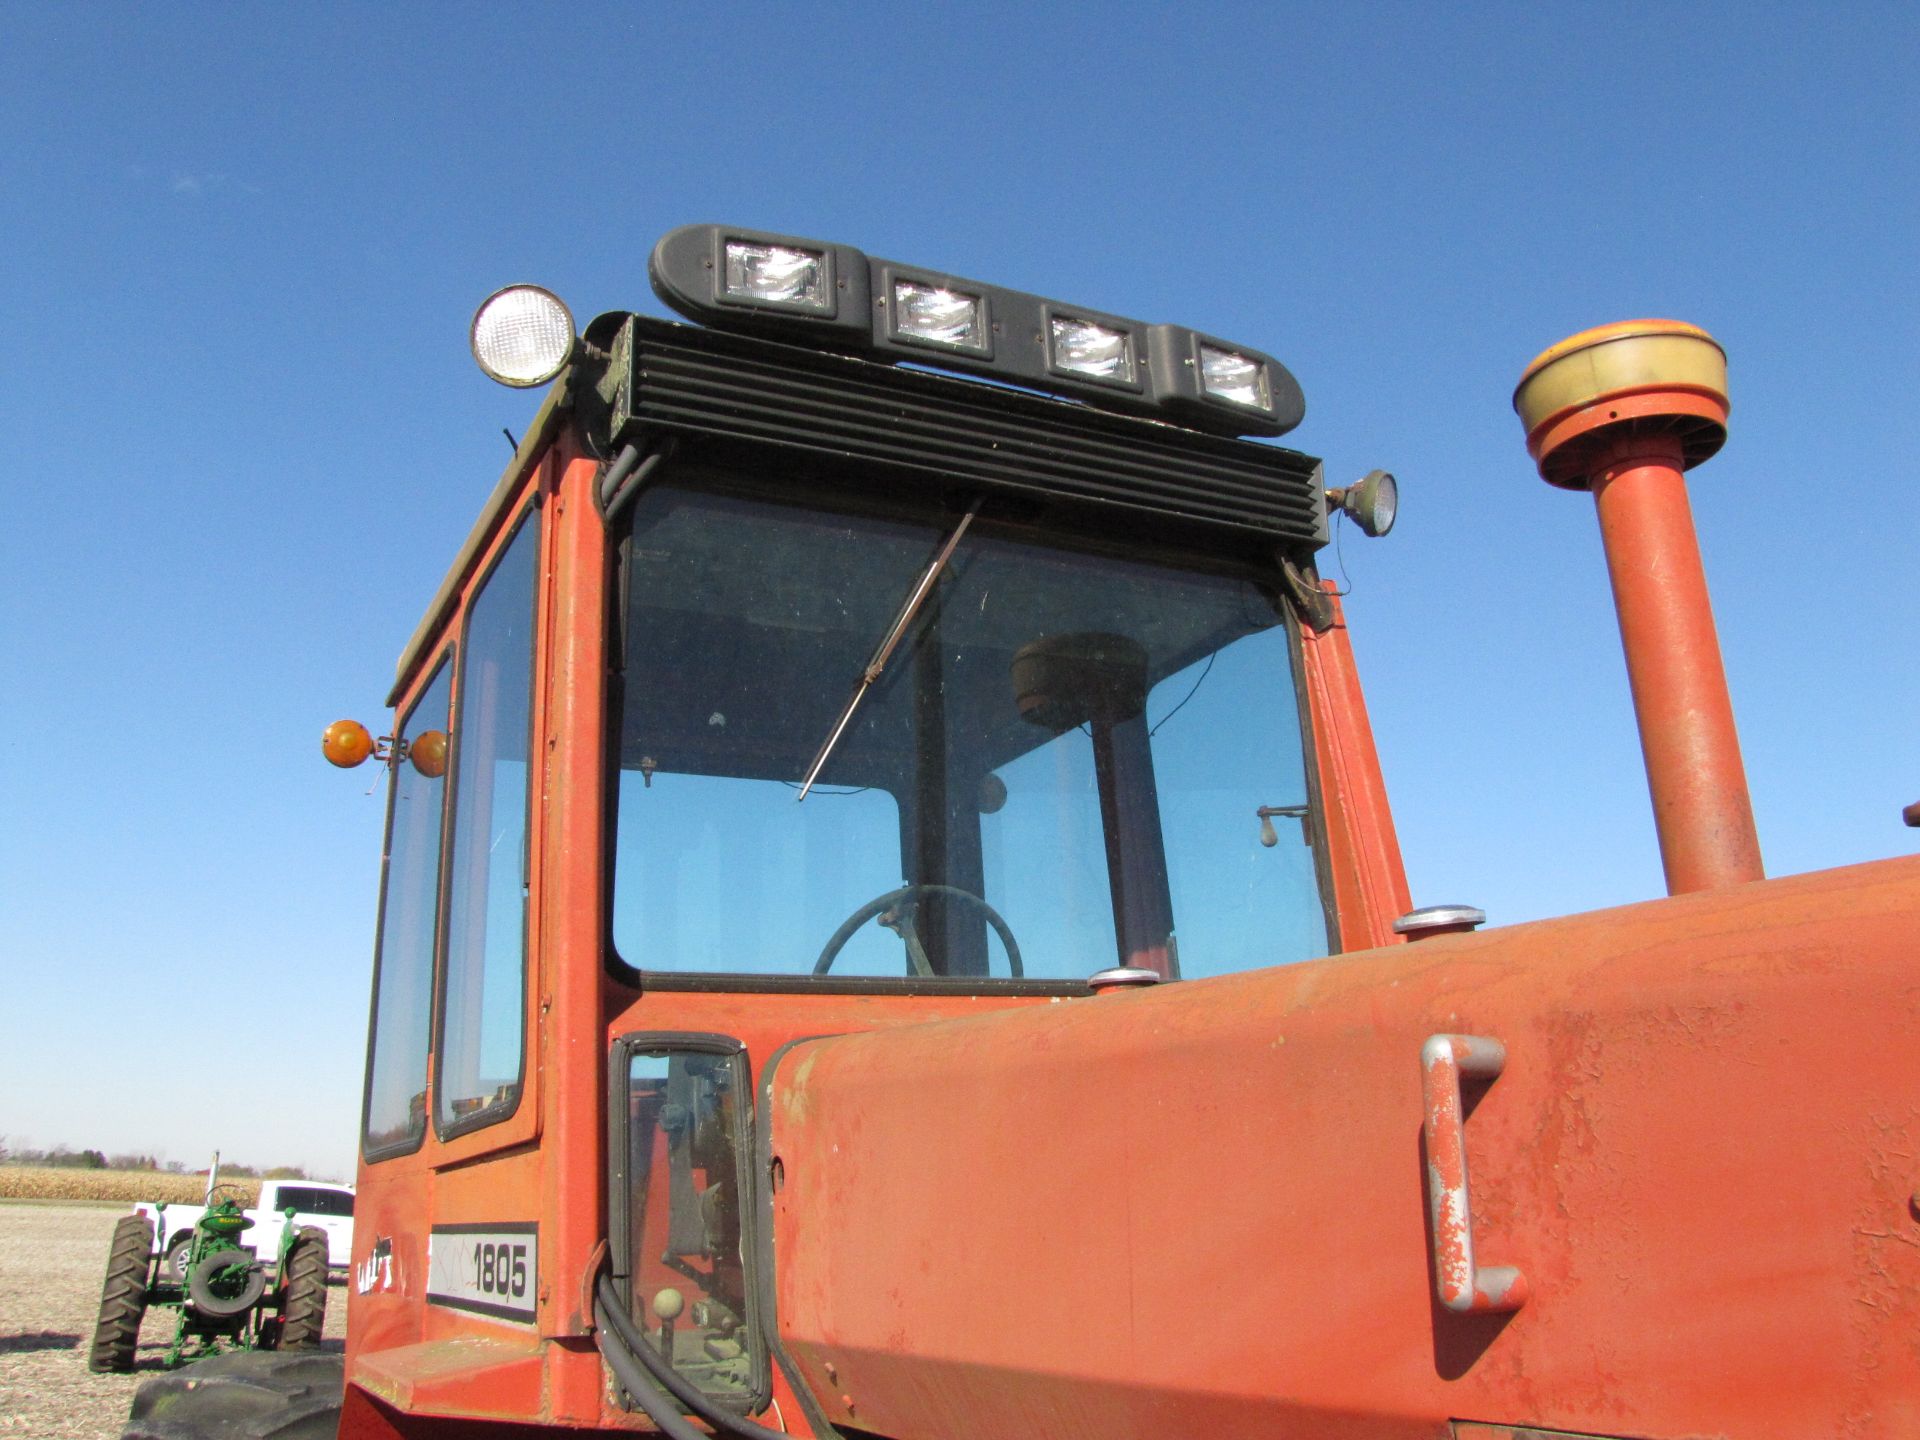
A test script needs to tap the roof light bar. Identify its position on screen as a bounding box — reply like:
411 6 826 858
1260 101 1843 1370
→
647 224 1303 436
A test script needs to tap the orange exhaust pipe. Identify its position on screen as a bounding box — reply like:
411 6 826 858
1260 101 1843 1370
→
1516 320 1763 894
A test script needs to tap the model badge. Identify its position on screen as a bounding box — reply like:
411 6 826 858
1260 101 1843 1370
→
425 1223 538 1324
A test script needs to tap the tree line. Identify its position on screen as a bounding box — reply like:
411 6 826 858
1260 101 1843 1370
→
0 1137 314 1180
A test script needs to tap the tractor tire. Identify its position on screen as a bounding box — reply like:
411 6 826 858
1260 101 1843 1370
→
89 1213 153 1373
122 1350 343 1440
274 1227 328 1350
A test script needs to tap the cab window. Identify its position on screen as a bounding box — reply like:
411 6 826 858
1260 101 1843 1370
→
608 477 1327 985
437 514 539 1135
362 660 451 1159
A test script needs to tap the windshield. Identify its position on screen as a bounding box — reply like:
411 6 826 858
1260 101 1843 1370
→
608 470 1329 985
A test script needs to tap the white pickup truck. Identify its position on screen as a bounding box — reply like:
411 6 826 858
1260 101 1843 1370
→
135 1179 355 1279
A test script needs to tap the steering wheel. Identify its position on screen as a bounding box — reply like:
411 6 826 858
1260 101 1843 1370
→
813 884 1023 978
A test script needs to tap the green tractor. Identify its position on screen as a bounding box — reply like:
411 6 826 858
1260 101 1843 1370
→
88 1186 330 1372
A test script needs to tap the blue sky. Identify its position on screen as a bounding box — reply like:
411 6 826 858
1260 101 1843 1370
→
2 3 1914 1180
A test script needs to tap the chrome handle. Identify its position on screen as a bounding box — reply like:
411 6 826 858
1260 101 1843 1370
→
1420 1033 1528 1314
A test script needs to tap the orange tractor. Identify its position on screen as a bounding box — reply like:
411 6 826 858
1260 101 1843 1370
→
127 226 1920 1439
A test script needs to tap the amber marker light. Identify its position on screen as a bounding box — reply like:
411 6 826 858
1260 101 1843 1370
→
322 719 375 768
407 729 448 778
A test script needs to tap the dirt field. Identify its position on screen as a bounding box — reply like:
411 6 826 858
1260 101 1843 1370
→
0 1202 345 1439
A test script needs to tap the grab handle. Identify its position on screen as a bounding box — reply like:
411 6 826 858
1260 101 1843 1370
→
1420 1033 1528 1313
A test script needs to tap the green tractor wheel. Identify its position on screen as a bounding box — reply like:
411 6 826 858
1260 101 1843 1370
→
274 1228 329 1350
89 1213 154 1373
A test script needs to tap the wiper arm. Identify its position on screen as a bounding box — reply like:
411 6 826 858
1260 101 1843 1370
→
796 497 983 802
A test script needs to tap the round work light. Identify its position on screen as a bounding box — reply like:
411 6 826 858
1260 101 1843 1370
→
1328 469 1399 538
470 285 577 388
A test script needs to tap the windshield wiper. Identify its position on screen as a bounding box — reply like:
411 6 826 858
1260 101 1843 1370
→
796 497 983 802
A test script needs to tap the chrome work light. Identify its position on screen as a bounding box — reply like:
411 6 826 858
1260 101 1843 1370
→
470 285 577 388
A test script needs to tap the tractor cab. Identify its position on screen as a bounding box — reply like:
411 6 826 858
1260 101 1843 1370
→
309 225 1414 1435
269 224 1920 1440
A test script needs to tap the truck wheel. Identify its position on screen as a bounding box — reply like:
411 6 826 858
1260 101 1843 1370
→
274 1227 328 1349
165 1233 192 1284
122 1350 343 1440
89 1213 154 1373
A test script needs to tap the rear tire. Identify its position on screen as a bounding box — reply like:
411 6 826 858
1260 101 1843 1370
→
89 1213 153 1373
274 1227 328 1350
122 1350 343 1440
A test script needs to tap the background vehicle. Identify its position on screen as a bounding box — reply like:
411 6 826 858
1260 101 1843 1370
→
90 1187 328 1374
137 225 1920 1438
136 1178 357 1280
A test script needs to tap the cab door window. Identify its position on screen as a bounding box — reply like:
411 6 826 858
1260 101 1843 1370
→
362 659 451 1159
437 514 539 1137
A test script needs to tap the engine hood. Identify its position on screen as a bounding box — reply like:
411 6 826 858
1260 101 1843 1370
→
762 855 1920 1440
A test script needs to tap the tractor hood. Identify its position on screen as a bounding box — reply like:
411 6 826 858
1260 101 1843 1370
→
761 855 1920 1440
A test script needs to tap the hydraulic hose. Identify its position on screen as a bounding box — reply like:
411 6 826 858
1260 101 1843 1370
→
593 1274 797 1440
600 439 676 524
594 1293 718 1440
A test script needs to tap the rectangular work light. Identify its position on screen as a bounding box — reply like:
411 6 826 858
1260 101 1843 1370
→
1142 325 1292 429
723 241 830 311
651 226 871 338
1197 343 1274 412
1047 314 1138 388
888 278 989 353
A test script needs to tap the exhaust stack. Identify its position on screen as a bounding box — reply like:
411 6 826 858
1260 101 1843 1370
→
1515 320 1763 895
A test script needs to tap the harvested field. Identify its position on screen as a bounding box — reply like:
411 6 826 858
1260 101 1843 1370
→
0 1203 344 1439
0 1169 260 1207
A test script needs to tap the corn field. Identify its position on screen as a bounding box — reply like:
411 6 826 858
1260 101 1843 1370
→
0 1168 260 1206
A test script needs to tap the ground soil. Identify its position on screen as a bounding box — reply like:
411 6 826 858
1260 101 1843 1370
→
0 1202 345 1439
